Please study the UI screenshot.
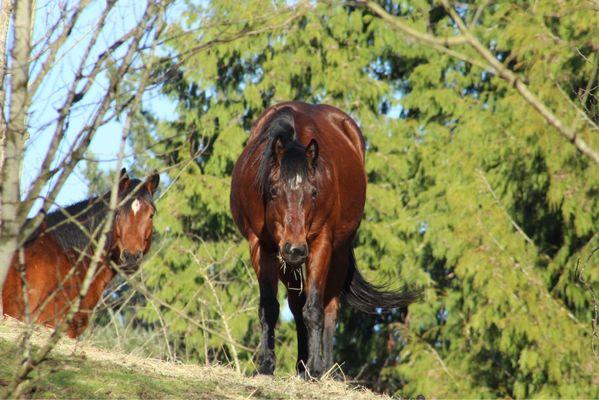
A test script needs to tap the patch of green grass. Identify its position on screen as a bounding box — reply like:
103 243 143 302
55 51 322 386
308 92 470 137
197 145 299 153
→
0 340 217 399
0 334 383 400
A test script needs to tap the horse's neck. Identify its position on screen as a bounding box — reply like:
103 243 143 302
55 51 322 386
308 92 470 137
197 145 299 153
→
77 261 116 312
47 195 115 258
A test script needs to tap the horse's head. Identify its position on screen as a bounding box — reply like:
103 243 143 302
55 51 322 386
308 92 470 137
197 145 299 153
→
263 136 319 266
112 168 159 272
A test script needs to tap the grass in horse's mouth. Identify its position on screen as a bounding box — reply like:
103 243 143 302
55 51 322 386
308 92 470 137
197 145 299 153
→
277 253 306 294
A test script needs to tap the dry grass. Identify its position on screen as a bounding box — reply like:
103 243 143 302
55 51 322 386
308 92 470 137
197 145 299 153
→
0 317 389 399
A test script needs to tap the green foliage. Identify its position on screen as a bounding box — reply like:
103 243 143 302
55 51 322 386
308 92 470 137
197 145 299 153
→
89 0 598 397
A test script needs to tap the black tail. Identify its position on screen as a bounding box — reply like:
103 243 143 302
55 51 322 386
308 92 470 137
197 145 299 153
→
343 249 423 314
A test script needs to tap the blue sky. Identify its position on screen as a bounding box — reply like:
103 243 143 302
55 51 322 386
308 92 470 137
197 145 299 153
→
23 0 177 211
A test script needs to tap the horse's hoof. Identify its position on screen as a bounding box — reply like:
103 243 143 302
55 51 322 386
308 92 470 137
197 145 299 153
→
298 362 324 380
255 350 275 375
298 370 320 381
325 367 344 381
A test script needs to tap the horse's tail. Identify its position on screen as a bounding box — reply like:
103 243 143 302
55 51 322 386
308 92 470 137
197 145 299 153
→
343 249 423 314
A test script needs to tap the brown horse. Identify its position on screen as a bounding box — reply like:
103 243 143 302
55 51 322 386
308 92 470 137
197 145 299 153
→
230 101 420 378
2 169 159 338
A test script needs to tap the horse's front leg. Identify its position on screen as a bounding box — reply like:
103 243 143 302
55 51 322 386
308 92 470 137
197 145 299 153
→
303 234 332 379
249 235 280 375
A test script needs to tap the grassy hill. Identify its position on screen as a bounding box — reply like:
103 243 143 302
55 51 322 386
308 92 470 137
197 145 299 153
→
0 319 388 399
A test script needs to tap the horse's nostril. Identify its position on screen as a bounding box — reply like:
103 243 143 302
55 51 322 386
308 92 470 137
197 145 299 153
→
283 242 292 255
122 250 142 264
283 243 307 259
293 245 308 257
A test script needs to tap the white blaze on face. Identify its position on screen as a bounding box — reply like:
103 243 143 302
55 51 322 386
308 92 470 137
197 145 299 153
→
131 199 141 215
290 173 302 190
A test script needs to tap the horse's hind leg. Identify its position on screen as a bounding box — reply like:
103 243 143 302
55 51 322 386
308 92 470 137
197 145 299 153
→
249 236 280 375
322 297 339 373
322 245 351 375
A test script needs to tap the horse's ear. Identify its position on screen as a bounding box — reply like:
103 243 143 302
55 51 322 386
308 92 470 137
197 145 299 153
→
119 168 129 180
118 168 130 193
272 135 285 167
305 139 318 168
145 171 160 196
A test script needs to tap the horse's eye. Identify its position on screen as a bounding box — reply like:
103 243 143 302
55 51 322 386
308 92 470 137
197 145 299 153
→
311 188 318 199
269 187 278 199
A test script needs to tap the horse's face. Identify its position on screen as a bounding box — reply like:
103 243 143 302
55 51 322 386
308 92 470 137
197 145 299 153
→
265 137 319 266
113 170 159 272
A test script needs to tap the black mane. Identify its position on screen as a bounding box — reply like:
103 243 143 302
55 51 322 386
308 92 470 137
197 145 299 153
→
36 179 155 257
253 107 312 198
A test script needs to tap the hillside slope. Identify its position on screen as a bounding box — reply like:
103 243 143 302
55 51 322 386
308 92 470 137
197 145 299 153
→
0 319 387 399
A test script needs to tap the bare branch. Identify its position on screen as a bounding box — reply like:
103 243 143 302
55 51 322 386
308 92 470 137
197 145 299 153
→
356 1 468 46
18 2 161 245
6 129 128 398
19 0 120 221
5 7 171 393
470 0 491 26
28 0 91 96
189 249 241 373
112 262 255 353
363 2 489 70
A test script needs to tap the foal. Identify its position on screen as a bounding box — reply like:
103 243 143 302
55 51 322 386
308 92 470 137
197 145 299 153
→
2 169 159 338
230 102 420 378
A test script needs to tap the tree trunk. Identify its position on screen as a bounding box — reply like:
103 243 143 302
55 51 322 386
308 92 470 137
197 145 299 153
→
0 0 13 217
0 0 32 305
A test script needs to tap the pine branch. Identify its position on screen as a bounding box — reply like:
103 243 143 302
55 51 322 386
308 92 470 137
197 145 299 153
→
439 0 599 165
360 0 599 165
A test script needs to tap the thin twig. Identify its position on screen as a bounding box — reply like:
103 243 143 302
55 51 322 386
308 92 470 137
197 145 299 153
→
574 245 599 357
476 169 536 249
188 249 241 373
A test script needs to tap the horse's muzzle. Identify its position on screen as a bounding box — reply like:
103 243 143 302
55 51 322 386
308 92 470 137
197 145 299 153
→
119 250 143 273
282 242 308 265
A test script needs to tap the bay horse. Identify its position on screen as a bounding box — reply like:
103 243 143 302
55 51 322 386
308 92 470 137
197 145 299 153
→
2 169 159 338
230 101 420 378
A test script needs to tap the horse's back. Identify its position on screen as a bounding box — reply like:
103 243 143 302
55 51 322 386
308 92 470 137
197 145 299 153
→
2 233 70 321
249 101 365 163
1 232 106 337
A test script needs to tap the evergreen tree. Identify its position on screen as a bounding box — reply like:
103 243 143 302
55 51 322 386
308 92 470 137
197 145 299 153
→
96 1 598 397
